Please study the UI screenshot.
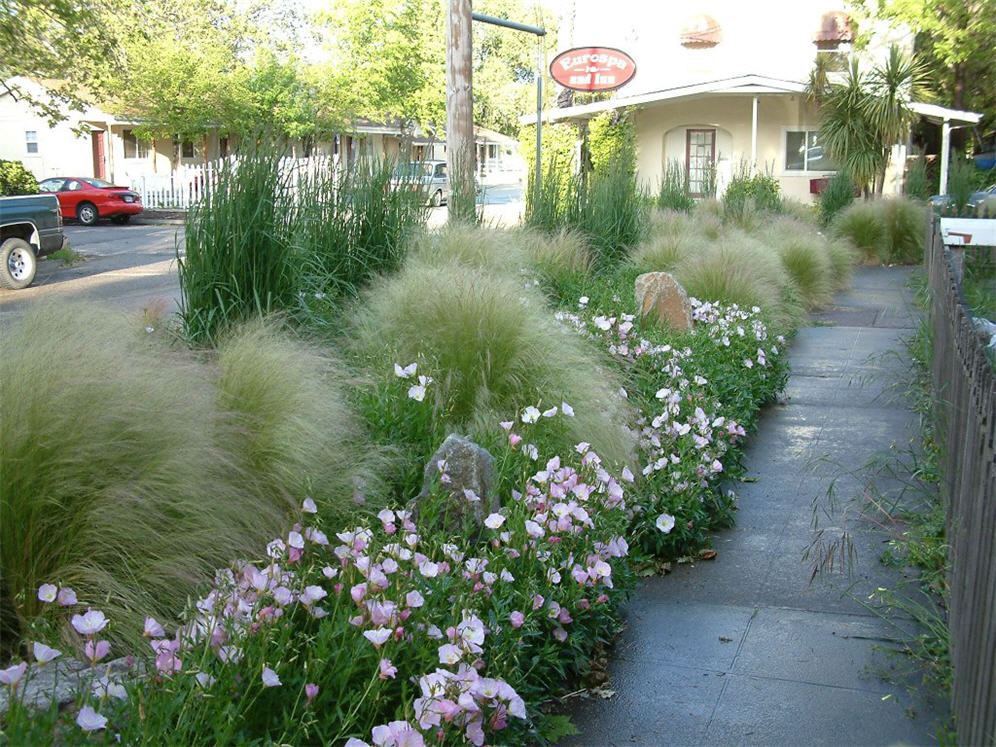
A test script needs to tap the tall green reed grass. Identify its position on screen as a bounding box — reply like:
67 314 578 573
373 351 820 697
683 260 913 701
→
656 159 695 213
526 143 646 269
180 140 428 342
179 141 299 343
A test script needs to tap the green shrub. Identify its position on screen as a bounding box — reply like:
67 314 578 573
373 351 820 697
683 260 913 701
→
348 262 637 476
831 198 924 264
656 159 695 212
408 223 527 274
0 304 291 653
215 320 389 526
723 163 782 225
629 210 706 272
0 160 37 196
881 197 926 264
518 227 593 285
818 171 857 226
574 142 647 267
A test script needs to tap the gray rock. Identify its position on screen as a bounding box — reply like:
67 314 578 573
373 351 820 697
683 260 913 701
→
0 655 134 714
413 434 497 536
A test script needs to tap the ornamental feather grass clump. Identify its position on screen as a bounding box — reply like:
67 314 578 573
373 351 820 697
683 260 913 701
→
348 262 636 468
214 320 391 526
672 231 805 332
0 304 291 652
830 197 925 265
760 217 836 310
629 209 713 273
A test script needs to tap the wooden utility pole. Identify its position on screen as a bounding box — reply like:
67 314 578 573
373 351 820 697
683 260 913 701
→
446 0 475 223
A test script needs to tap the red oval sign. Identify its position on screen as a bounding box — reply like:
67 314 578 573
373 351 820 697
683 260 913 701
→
550 47 637 92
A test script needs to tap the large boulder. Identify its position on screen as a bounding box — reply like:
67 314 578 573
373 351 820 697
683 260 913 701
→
412 434 497 536
635 271 693 330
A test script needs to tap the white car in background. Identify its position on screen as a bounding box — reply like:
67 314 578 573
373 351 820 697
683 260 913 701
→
392 160 449 207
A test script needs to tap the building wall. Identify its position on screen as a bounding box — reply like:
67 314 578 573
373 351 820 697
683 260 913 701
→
0 87 98 180
633 93 832 202
560 0 912 95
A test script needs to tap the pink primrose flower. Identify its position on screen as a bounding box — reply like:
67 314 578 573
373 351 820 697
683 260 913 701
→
655 513 676 534
305 682 319 702
406 590 425 608
438 643 462 665
508 433 522 447
363 628 392 648
56 587 77 606
532 594 544 610
553 627 568 642
37 584 57 603
0 662 27 686
33 641 62 664
509 611 525 628
561 401 575 417
302 497 318 514
483 513 505 530
84 639 111 663
76 705 107 732
262 667 281 687
394 362 417 379
300 585 328 605
378 658 398 680
71 609 108 636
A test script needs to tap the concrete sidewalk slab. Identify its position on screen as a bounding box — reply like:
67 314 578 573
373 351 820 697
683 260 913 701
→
561 267 942 746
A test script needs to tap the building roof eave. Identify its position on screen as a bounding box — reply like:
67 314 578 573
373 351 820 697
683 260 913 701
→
520 74 808 125
909 101 982 126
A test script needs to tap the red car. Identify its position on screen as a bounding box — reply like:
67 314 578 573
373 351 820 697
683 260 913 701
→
38 177 143 226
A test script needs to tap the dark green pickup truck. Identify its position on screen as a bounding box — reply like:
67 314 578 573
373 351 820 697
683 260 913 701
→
0 194 70 289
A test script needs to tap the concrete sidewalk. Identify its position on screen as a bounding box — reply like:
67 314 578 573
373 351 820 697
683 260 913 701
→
563 267 943 746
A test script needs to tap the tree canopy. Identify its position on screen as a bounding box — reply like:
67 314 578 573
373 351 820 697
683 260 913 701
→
857 0 996 140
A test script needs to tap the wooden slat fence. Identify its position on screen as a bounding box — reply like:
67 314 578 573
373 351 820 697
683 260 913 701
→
926 218 996 746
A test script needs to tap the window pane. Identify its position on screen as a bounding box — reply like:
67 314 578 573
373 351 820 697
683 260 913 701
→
785 131 806 170
26 131 38 154
124 130 136 158
806 131 836 170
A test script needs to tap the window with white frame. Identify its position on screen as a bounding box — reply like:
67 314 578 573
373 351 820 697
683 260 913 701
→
785 130 836 172
25 131 38 154
123 129 149 159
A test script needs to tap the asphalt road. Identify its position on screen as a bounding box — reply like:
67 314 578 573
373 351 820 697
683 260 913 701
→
0 221 185 320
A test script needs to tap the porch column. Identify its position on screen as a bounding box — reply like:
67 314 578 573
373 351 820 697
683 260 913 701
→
939 117 951 195
751 96 759 171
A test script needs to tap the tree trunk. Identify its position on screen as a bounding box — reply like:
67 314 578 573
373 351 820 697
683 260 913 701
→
951 62 967 151
446 0 476 224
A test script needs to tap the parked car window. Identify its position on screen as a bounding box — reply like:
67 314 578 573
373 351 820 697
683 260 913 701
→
39 179 65 193
80 178 115 188
66 180 83 191
434 163 447 178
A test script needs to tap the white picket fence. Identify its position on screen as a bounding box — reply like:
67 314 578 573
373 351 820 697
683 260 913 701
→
127 163 221 210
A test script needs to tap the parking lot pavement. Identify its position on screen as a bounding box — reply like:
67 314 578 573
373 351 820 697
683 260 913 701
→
0 223 184 318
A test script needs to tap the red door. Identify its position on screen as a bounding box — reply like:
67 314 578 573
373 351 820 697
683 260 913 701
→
91 131 107 180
